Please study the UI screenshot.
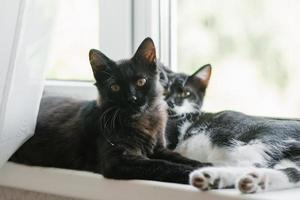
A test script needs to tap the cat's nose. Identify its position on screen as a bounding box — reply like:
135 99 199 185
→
128 96 137 103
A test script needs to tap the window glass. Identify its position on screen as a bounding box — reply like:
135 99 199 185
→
46 0 99 81
177 0 300 117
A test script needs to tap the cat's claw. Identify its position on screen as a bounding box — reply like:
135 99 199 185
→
189 169 221 190
237 172 267 194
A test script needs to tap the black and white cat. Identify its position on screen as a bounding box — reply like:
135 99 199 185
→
162 65 300 193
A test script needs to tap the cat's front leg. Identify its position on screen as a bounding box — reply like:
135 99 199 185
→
102 149 195 184
150 147 212 168
190 167 255 190
237 167 300 193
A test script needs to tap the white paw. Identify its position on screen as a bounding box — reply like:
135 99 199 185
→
237 172 268 194
189 168 231 190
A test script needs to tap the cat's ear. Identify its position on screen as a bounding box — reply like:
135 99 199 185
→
133 37 156 64
89 49 113 74
187 64 212 90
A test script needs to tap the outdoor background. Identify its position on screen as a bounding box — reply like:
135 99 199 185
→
47 0 300 117
46 0 99 80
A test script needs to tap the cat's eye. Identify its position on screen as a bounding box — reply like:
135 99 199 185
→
111 84 120 92
178 91 191 98
136 78 147 87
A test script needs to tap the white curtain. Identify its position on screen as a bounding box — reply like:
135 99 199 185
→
0 0 57 167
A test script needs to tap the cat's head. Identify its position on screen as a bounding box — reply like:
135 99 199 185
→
89 38 162 114
163 64 211 117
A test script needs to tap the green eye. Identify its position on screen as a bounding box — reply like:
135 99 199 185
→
111 84 120 92
178 91 190 98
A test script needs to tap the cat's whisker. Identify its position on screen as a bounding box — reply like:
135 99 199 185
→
99 105 117 130
112 109 120 130
104 109 115 129
110 108 118 129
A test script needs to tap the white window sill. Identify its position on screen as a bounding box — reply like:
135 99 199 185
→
44 80 97 100
0 162 299 200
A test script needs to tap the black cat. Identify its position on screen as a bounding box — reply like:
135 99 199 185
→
10 38 211 184
162 65 300 193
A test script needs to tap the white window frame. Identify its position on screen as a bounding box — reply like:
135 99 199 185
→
45 0 177 99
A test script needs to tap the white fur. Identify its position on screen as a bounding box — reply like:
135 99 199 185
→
237 168 299 193
190 166 300 193
175 130 270 167
186 134 300 193
175 131 218 163
190 167 255 190
173 100 197 115
230 140 270 167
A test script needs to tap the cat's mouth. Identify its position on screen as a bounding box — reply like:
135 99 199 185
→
167 106 201 119
125 103 148 114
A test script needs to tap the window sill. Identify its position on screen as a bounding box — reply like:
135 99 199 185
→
1 162 299 200
44 80 97 100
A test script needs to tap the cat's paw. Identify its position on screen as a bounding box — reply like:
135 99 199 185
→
189 168 230 191
237 172 268 194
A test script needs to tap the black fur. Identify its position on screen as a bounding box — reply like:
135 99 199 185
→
280 167 300 183
10 38 211 184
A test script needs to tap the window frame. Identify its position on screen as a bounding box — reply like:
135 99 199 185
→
45 0 176 99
